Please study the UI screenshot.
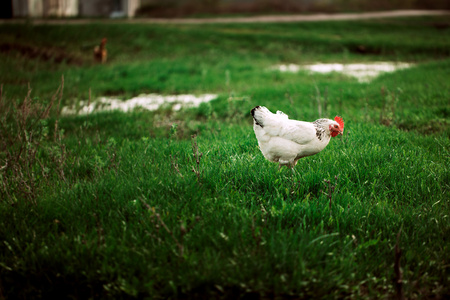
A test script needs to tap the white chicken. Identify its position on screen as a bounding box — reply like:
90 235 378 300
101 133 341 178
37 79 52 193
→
251 106 344 168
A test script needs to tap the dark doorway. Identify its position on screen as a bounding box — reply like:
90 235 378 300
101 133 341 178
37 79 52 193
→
113 0 121 11
0 0 13 19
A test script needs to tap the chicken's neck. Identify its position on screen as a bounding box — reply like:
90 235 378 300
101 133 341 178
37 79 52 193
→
313 119 331 141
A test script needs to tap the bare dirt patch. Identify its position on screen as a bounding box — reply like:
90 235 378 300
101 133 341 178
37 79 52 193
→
0 43 84 65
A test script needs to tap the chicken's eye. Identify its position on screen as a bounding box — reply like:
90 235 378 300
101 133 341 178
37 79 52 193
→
334 125 338 128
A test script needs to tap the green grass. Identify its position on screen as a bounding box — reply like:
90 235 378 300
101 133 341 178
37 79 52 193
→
0 16 449 299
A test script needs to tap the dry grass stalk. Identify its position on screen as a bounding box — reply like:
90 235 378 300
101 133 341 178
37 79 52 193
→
394 228 404 300
170 154 184 177
0 77 67 204
191 134 203 184
154 212 200 259
322 176 339 215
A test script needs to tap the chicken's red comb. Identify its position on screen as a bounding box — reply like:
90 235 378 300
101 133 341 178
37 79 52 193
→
335 116 344 131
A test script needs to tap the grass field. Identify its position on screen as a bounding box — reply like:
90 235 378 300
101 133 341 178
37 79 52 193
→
0 16 449 299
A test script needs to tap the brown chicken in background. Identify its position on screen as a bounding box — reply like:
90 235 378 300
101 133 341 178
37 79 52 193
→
94 38 107 63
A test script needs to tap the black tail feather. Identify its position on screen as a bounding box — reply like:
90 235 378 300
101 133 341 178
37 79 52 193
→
251 106 264 127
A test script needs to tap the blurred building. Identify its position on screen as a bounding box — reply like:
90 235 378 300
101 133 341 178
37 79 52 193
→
4 0 140 18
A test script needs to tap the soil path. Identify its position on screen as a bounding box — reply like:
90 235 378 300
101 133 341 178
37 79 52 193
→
1 9 449 25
